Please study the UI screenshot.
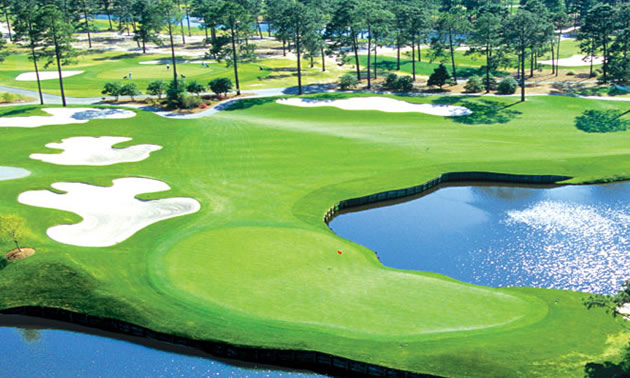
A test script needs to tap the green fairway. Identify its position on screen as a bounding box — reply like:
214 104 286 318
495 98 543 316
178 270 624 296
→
0 94 628 377
0 51 349 97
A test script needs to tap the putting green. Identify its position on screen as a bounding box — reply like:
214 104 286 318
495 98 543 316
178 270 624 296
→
0 93 628 377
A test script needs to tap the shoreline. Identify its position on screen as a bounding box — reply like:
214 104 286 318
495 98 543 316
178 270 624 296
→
0 306 439 378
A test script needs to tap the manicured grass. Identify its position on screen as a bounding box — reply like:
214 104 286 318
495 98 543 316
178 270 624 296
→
0 95 628 377
0 50 350 97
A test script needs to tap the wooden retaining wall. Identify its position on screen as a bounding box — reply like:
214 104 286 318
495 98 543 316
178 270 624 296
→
0 306 440 378
324 172 571 224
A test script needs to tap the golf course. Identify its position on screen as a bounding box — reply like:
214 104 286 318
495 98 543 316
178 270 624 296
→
0 92 629 377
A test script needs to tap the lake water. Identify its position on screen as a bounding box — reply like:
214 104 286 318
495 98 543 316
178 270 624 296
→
0 320 325 377
0 166 30 181
330 182 630 295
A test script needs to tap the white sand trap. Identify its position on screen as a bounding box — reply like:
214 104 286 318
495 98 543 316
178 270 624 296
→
0 166 30 181
539 55 604 67
0 108 136 128
277 97 472 117
619 303 630 320
30 136 162 166
15 71 84 81
18 178 201 247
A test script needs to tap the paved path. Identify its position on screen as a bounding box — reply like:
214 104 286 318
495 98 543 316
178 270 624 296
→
1 82 630 119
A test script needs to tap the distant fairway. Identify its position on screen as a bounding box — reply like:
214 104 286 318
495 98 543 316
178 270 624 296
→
0 94 628 377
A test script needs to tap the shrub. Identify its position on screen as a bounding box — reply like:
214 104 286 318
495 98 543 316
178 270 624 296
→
209 77 233 98
0 256 7 270
102 82 122 101
483 76 497 91
427 64 453 89
119 82 141 101
497 77 518 94
464 75 484 93
146 80 167 99
396 76 414 92
166 80 186 109
566 71 575 76
181 95 203 109
187 81 206 97
339 73 359 90
382 73 414 92
383 73 399 89
575 109 629 133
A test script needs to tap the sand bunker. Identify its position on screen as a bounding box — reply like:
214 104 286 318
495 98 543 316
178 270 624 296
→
18 178 201 247
539 55 604 67
277 97 472 116
30 136 162 166
0 166 30 181
0 108 136 128
15 71 84 81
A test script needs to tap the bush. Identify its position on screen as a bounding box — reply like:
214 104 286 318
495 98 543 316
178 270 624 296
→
0 256 7 270
181 95 203 109
383 73 398 89
464 75 484 93
102 82 122 101
566 71 575 76
396 76 414 92
187 81 206 97
146 80 167 99
575 109 629 133
119 82 141 101
497 77 518 94
166 80 186 109
339 73 359 90
209 77 233 98
483 76 497 91
427 64 453 89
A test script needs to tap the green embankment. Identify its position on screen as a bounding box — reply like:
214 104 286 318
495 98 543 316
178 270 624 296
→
0 93 628 377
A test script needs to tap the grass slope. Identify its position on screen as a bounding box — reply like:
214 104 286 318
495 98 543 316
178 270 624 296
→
0 94 628 377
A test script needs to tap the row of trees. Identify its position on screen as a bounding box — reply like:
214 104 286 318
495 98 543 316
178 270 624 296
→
2 0 630 103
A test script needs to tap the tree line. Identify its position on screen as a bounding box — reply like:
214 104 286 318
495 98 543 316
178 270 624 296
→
2 0 630 103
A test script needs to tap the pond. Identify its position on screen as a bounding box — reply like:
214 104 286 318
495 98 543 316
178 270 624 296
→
329 182 630 295
0 317 325 377
0 166 30 181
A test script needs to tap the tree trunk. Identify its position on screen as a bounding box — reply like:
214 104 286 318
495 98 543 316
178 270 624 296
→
530 51 534 78
602 39 608 83
397 37 400 71
412 38 416 81
51 23 67 107
211 27 216 42
485 42 490 93
551 42 555 75
321 47 325 72
185 5 191 37
310 55 314 68
177 0 185 44
448 28 457 81
168 21 178 89
14 240 21 253
282 40 286 56
352 31 361 81
83 0 92 48
204 26 208 40
257 20 263 39
374 43 377 80
521 48 525 102
589 40 593 77
268 22 272 37
417 41 422 62
2 0 12 40
367 26 371 88
28 20 44 105
230 22 240 95
107 9 113 31
296 23 302 95
555 33 560 77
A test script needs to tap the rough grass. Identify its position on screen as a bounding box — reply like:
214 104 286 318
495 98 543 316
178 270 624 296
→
0 95 628 377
